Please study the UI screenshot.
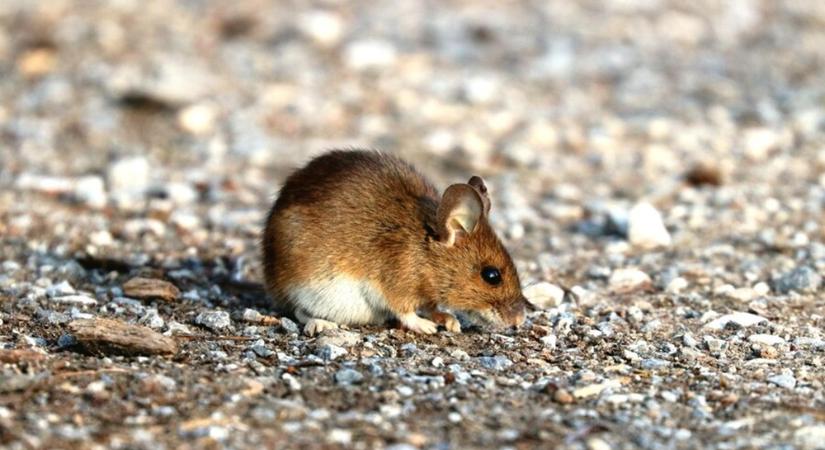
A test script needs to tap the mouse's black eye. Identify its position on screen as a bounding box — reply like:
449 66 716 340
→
481 266 502 286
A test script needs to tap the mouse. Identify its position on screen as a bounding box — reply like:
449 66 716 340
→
262 149 529 336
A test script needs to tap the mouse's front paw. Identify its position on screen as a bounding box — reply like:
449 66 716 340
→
431 311 461 333
400 313 438 334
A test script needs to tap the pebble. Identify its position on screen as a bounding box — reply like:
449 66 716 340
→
774 266 821 294
767 369 796 389
344 40 397 70
627 202 672 249
51 295 97 306
795 425 825 450
279 317 300 334
609 268 652 293
241 308 262 323
665 277 688 294
138 308 164 329
747 334 785 346
73 176 107 209
298 10 344 47
553 388 574 404
317 344 347 361
477 356 513 371
194 310 231 331
315 329 360 348
703 336 726 353
123 277 180 302
334 368 364 385
107 156 150 198
523 282 565 308
177 103 217 135
47 280 76 297
703 312 768 330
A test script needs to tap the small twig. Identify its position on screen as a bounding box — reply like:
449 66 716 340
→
173 334 258 342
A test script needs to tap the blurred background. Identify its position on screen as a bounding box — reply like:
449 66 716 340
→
1 0 824 281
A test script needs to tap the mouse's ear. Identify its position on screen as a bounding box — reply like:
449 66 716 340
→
437 184 483 246
468 176 491 215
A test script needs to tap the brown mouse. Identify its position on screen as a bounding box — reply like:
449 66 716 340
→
262 149 529 336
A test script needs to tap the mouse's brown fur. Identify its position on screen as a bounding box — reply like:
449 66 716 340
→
263 149 527 335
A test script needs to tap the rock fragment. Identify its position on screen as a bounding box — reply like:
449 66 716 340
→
68 318 177 356
627 202 671 249
122 277 180 302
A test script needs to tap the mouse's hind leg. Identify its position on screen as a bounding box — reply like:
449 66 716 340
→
295 308 339 336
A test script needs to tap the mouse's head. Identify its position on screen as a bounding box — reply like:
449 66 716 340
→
427 176 530 328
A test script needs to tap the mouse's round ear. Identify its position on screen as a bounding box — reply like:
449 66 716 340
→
468 176 491 215
437 184 484 247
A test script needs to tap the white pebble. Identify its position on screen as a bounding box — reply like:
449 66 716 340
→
703 312 768 330
628 202 671 249
609 268 652 293
345 39 397 70
523 282 565 308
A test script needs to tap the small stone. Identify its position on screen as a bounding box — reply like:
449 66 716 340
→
666 277 688 294
477 355 513 371
315 329 360 348
249 339 274 358
241 308 262 323
170 211 201 231
609 268 652 294
572 379 623 399
279 317 300 334
627 202 671 249
73 176 107 209
317 344 347 361
51 295 97 306
164 182 199 205
553 388 574 404
165 321 192 335
431 357 444 368
641 358 670 370
523 282 565 308
108 156 150 197
47 280 76 298
774 266 821 294
335 368 364 385
138 308 164 329
748 334 785 346
344 39 397 70
195 310 232 331
767 369 796 389
541 334 557 350
123 277 180 302
298 11 344 47
703 312 768 330
795 425 825 450
703 336 726 353
177 103 217 135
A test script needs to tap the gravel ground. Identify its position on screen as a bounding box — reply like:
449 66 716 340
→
2 1 825 449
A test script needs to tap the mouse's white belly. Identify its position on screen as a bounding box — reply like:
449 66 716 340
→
287 275 391 325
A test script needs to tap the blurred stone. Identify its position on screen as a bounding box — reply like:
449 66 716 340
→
628 202 671 249
609 268 652 294
345 39 397 70
703 312 768 330
774 266 821 294
523 282 565 308
177 103 217 135
195 310 232 331
298 11 344 47
123 277 180 302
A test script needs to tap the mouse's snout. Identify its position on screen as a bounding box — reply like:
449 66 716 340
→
500 295 529 327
